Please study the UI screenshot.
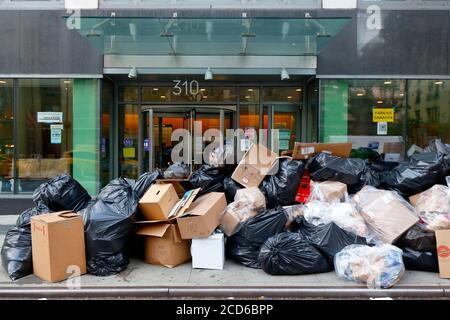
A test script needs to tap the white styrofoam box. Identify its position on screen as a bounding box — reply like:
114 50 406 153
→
322 0 357 9
191 233 225 270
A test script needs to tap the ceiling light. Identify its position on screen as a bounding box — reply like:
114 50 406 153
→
356 93 364 96
384 81 392 85
287 96 292 99
296 88 302 92
200 88 206 92
203 96 208 99
0 80 6 84
247 88 254 92
399 93 404 97
377 100 383 104
160 95 166 99
245 96 250 99
281 68 290 80
128 67 137 79
63 80 71 84
153 88 159 91
434 81 444 85
205 68 213 80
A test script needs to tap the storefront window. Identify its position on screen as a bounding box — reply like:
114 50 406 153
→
239 87 259 103
263 87 302 102
16 79 73 193
239 104 260 132
119 87 139 102
141 86 237 103
119 104 139 179
407 80 450 147
0 80 14 193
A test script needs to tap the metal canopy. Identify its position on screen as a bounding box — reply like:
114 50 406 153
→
66 16 350 56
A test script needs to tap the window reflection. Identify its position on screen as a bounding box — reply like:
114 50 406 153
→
0 80 13 193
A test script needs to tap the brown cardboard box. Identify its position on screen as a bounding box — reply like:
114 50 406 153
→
292 142 353 160
231 143 278 187
436 230 450 278
353 187 419 244
139 183 180 221
136 222 191 268
31 211 86 283
177 192 227 239
155 179 187 198
309 181 348 203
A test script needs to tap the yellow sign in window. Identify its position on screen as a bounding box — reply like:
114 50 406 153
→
373 108 394 123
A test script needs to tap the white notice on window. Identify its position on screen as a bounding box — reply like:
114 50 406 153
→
377 122 388 135
51 128 62 144
37 112 63 123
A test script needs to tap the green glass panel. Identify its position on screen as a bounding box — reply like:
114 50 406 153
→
65 17 350 56
73 79 99 195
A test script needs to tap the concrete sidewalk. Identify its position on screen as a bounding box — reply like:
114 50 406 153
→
0 233 450 299
1 217 450 299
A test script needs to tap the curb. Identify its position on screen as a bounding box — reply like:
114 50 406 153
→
0 286 448 299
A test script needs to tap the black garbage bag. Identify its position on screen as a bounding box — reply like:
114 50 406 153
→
226 208 288 268
163 163 190 179
32 174 91 212
189 165 226 196
1 203 50 281
380 152 446 197
424 139 450 176
82 178 139 276
260 158 305 208
395 224 436 252
223 176 243 203
308 153 380 194
132 170 163 199
402 247 439 272
258 232 332 275
292 216 367 259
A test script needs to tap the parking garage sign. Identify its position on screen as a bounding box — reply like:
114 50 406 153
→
373 108 394 123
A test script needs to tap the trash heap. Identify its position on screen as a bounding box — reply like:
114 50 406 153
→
1 141 450 289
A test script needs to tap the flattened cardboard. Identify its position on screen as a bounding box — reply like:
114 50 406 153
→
139 183 180 221
177 192 227 239
436 230 450 279
136 222 191 268
231 143 278 187
31 211 86 283
191 233 225 270
292 142 352 160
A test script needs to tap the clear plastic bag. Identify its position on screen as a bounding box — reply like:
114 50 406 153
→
283 205 305 230
353 186 419 244
302 200 369 239
334 244 405 289
220 187 266 236
410 184 450 231
308 181 348 204
208 143 234 167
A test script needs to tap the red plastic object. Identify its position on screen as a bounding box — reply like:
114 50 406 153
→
295 169 311 203
295 170 311 203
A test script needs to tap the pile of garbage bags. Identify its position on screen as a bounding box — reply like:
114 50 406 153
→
1 175 91 280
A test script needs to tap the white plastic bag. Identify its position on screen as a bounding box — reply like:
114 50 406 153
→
308 180 348 204
334 244 405 289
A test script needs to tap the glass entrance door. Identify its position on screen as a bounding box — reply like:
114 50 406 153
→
265 104 301 155
142 106 235 174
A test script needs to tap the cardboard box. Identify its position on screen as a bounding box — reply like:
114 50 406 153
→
436 230 450 278
231 143 278 187
191 233 225 270
136 222 191 268
353 187 419 244
292 142 352 160
139 183 180 221
31 211 86 283
155 179 187 198
177 192 227 239
309 181 347 203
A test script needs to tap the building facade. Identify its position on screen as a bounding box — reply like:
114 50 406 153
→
0 0 449 202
